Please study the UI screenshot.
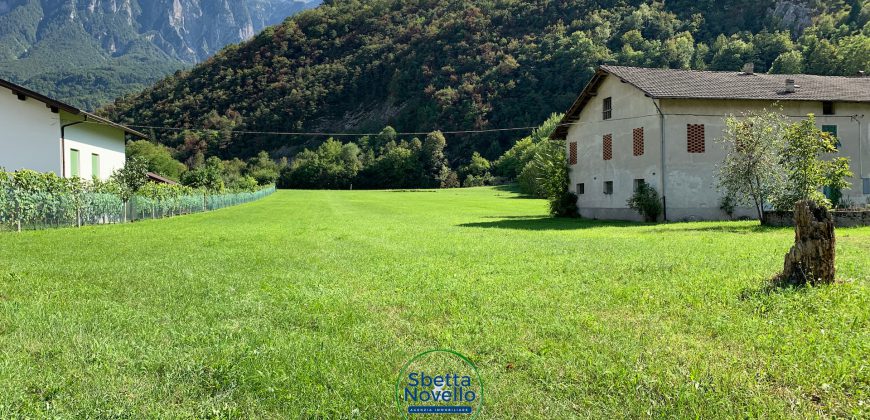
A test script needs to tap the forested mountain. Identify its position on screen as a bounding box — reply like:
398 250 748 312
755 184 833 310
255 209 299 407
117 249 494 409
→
104 0 870 164
0 0 320 109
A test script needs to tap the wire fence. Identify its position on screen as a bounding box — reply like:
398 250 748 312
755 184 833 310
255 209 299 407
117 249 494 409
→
0 186 276 232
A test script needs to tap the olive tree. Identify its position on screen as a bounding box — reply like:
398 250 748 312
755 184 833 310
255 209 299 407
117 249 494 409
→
718 110 788 221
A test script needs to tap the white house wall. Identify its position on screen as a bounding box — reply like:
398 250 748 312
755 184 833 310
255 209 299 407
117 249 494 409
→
566 77 870 221
565 76 662 221
0 86 62 174
60 112 126 180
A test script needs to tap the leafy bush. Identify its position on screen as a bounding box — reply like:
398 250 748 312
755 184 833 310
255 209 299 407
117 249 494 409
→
627 183 663 222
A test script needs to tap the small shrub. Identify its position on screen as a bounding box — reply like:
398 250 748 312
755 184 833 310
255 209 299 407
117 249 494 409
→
627 183 662 222
550 191 578 217
720 195 737 219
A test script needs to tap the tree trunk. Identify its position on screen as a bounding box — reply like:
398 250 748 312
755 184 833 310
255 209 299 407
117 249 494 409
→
781 200 836 285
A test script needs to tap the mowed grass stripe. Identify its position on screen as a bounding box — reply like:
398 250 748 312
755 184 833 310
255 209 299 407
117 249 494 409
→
0 187 867 418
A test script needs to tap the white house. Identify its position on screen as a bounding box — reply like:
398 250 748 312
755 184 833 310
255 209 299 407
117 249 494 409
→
0 78 146 180
551 65 870 221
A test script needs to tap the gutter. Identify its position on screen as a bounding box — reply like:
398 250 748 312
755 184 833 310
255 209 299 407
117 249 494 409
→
61 117 86 178
853 115 865 182
650 97 667 222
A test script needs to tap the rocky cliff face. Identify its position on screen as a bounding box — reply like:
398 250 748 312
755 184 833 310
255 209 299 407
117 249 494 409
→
1 0 319 62
0 0 319 108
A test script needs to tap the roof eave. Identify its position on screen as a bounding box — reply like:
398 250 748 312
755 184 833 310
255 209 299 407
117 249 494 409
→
0 77 148 140
549 66 660 140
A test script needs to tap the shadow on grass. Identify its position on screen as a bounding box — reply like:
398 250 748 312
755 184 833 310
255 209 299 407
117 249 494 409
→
491 184 539 199
648 223 788 234
458 217 638 231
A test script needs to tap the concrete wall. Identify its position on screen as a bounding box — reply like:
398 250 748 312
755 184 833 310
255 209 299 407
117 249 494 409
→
565 76 662 221
0 86 62 174
565 77 870 221
764 210 870 227
60 112 126 180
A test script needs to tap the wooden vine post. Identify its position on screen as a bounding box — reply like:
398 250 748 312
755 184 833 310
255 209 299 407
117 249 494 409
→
780 200 836 285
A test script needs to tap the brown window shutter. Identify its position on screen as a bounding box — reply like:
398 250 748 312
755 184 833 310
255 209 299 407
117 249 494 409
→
687 124 705 153
569 142 578 165
603 134 613 161
633 128 644 156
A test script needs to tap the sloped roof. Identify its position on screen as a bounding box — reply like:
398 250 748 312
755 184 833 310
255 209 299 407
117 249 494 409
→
551 65 870 139
0 77 148 139
601 65 870 102
146 172 179 185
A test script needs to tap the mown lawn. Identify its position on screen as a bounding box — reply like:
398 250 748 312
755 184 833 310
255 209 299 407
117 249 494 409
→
0 187 867 418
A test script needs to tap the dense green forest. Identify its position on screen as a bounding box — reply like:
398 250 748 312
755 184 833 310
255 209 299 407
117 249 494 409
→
104 0 870 168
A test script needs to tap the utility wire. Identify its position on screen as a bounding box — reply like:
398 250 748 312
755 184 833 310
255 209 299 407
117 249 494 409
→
78 110 857 139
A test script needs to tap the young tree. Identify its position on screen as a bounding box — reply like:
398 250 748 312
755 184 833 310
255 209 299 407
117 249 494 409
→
181 157 225 191
111 156 149 222
718 110 788 221
531 139 577 217
775 115 853 210
126 140 187 180
112 156 149 204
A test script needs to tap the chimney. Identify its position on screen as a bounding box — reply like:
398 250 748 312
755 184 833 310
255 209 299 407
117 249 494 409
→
742 63 755 74
785 79 796 93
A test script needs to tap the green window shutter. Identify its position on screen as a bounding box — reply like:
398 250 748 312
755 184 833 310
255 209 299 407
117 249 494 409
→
822 125 840 147
70 149 80 177
91 153 100 178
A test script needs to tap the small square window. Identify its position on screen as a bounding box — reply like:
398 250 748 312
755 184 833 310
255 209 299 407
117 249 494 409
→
687 124 705 153
822 101 835 115
576 183 585 195
568 142 578 165
603 134 613 161
603 97 612 120
604 181 613 195
633 179 646 192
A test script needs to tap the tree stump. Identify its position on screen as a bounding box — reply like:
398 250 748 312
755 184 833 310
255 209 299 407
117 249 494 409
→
780 200 836 286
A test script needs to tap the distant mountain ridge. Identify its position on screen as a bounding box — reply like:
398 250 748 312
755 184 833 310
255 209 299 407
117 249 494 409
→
104 0 869 163
0 0 320 109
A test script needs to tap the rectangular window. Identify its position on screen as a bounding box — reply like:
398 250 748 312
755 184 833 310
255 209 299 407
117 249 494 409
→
822 125 840 147
91 153 100 178
864 178 870 195
823 101 835 115
603 134 613 161
633 127 644 156
633 179 646 192
568 142 577 165
604 181 613 195
603 97 612 120
576 183 585 195
70 149 80 178
687 124 705 153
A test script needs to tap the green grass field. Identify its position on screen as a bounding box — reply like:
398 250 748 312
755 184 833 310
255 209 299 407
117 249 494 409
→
0 187 867 418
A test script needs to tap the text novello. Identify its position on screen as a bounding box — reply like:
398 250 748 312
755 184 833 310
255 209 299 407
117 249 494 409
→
403 372 477 402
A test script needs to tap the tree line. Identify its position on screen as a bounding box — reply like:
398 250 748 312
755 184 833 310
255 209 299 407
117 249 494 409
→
104 0 870 167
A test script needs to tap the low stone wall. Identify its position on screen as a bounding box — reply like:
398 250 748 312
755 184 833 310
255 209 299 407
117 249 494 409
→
763 209 870 227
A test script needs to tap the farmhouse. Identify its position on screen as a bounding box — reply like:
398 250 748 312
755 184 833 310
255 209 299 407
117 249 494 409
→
0 78 146 180
552 65 870 221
